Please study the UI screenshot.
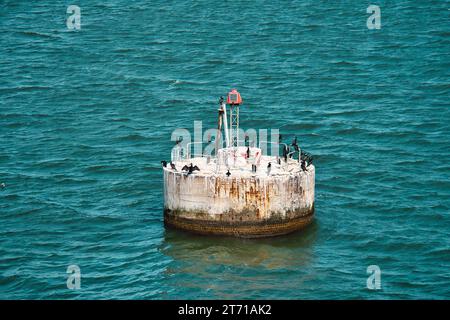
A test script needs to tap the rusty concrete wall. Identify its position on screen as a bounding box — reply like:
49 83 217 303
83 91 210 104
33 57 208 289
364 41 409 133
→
163 166 315 223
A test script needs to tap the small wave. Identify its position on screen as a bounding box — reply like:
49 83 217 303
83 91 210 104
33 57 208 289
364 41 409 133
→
16 30 61 39
35 158 70 168
110 117 130 122
336 127 365 135
118 133 146 141
428 248 450 260
0 86 51 93
330 60 359 66
162 99 187 106
205 59 225 65
83 164 130 175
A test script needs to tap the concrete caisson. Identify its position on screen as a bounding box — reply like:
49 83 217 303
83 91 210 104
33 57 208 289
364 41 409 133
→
163 153 315 238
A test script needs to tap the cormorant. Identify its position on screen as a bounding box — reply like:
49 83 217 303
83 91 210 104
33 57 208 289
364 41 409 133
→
170 162 176 171
283 145 289 162
292 136 297 146
226 170 231 177
182 163 200 174
292 136 299 153
161 160 167 168
300 150 308 162
246 146 250 159
267 162 272 175
301 159 307 172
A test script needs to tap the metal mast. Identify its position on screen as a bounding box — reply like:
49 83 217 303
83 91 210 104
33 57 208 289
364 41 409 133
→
226 89 242 148
229 104 239 148
215 97 230 155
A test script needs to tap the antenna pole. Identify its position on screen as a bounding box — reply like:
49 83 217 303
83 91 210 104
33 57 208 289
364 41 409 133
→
230 105 239 148
215 100 224 156
222 101 230 148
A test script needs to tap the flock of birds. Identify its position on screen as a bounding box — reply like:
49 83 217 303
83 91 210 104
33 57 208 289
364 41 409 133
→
161 161 200 175
161 136 314 177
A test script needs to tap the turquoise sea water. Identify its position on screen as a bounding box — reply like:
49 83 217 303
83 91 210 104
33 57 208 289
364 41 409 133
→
1 1 449 299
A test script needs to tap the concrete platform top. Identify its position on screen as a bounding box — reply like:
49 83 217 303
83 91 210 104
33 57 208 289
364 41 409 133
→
165 147 313 178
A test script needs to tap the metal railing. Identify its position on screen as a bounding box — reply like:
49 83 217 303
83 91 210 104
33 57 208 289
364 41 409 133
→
258 141 289 157
186 142 218 160
172 140 306 162
171 146 184 162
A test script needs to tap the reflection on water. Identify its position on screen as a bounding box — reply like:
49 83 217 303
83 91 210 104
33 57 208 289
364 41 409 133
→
159 221 319 298
162 221 318 269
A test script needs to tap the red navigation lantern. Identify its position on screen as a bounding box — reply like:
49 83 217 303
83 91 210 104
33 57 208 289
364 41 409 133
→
226 89 243 105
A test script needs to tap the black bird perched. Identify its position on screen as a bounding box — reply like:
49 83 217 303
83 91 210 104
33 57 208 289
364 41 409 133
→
170 162 176 171
300 150 307 162
307 155 313 166
182 163 200 174
301 159 307 172
252 164 257 173
291 136 299 153
299 151 314 167
278 158 281 165
267 162 272 175
226 169 231 177
161 160 167 168
283 145 289 162
246 146 250 159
